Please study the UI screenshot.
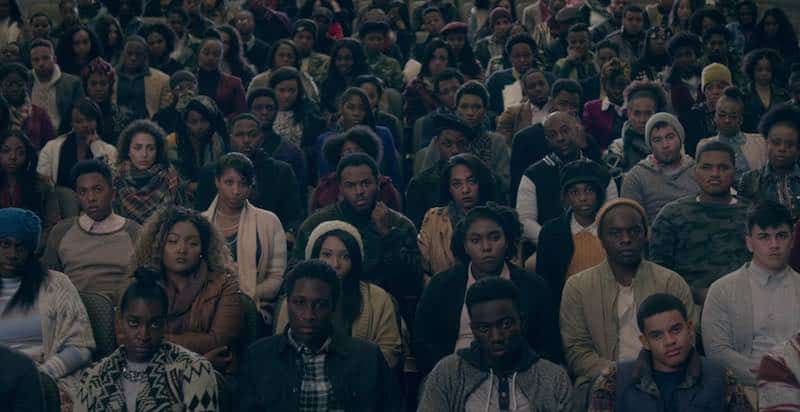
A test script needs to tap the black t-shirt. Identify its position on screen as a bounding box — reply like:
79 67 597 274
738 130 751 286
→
652 368 686 411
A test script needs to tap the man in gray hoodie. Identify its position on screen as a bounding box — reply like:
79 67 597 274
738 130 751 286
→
621 112 699 221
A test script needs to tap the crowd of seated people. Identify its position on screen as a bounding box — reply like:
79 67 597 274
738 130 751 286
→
4 0 800 411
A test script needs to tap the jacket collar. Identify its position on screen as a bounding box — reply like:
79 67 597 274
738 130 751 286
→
277 329 352 358
632 348 703 396
457 339 539 375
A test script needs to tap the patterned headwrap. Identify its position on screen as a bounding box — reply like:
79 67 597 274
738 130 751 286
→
601 57 631 83
80 57 117 88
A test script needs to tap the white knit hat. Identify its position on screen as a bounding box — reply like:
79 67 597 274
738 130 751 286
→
304 220 365 261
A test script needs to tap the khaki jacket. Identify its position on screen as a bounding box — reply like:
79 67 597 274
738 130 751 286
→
418 207 459 279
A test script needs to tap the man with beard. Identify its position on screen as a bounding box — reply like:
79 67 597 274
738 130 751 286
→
28 38 83 132
496 68 551 142
291 153 421 323
418 277 572 411
604 4 647 64
621 112 699 221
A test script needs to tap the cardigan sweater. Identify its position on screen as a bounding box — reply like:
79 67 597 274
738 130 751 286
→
417 206 459 279
414 263 562 376
36 134 118 187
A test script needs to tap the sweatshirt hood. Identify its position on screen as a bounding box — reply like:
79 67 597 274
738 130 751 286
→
457 340 539 374
638 153 695 176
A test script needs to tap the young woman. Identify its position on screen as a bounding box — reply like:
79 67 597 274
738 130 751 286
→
275 220 402 368
633 26 671 82
0 0 22 48
93 15 124 66
217 25 257 88
0 131 60 236
113 120 185 224
0 208 94 403
248 39 320 103
80 57 131 145
195 36 247 118
315 87 402 188
320 38 369 115
129 206 241 374
37 98 118 190
201 0 230 25
0 62 54 150
749 8 800 65
165 95 227 196
202 153 286 325
668 0 693 35
404 39 457 127
312 125 401 213
76 267 219 411
55 25 104 76
441 21 482 80
142 22 182 75
742 48 790 133
418 153 496 281
387 0 413 61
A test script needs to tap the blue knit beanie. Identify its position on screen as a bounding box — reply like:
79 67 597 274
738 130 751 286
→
0 208 41 251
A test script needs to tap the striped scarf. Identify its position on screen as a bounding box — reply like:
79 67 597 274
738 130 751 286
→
113 162 183 224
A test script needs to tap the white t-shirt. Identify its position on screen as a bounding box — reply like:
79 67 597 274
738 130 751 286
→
617 285 641 362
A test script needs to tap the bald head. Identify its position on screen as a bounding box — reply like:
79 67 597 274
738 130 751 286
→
543 111 579 158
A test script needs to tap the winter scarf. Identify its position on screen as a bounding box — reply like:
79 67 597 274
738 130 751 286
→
113 162 184 224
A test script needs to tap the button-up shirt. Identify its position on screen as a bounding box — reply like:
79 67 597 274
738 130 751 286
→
749 262 800 371
287 330 343 412
570 215 598 236
601 97 624 117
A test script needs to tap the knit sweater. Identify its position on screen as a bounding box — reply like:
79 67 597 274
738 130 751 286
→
620 154 699 221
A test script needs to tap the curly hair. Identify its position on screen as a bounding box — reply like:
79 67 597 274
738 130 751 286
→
439 153 496 206
116 119 170 167
323 125 383 167
623 80 669 111
742 48 783 85
451 202 522 264
141 22 177 58
420 39 456 78
131 206 231 275
759 103 800 138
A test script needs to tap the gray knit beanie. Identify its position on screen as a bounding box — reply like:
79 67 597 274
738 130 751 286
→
645 112 685 150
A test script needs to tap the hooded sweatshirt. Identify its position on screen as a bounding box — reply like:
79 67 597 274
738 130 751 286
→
621 154 699 221
418 341 573 412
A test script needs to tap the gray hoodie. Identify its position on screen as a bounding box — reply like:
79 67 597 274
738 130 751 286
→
621 154 700 221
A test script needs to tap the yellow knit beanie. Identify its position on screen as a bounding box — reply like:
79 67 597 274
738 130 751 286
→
701 63 732 90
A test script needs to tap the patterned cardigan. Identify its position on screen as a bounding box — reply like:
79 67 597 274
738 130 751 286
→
75 342 219 412
758 333 800 411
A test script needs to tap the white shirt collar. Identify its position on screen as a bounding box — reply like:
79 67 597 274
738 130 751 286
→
570 214 598 236
78 212 126 234
601 97 624 117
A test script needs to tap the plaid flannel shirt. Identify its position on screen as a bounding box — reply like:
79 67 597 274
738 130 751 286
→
288 330 344 412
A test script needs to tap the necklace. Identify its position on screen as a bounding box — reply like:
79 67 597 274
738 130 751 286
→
215 208 242 218
122 366 149 383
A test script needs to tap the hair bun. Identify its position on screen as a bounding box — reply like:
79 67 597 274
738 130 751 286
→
133 267 161 287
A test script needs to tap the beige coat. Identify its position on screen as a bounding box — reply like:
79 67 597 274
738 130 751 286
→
36 134 118 186
560 259 697 384
112 68 172 118
496 100 535 143
418 207 459 279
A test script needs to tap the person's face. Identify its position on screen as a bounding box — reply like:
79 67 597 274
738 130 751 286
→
275 79 299 111
493 17 511 38
314 15 331 34
120 298 165 363
738 5 755 27
605 74 628 105
424 12 444 35
340 140 364 157
220 31 234 57
748 223 794 272
123 41 147 72
754 58 773 85
464 218 507 275
650 125 682 165
76 172 114 221
287 277 334 346
0 238 28 277
229 118 263 157
107 24 120 47
714 99 743 136
705 34 728 58
564 182 599 222
469 299 524 365
182 0 200 15
523 73 549 106
86 72 110 103
567 31 590 57
185 110 210 139
71 108 97 138
293 31 315 56
334 47 355 76
147 32 168 59
509 43 534 75
198 41 222 71
436 129 468 159
60 1 78 24
694 150 735 197
677 0 691 21
700 17 716 34
609 0 628 19
623 11 644 35
436 78 461 110
359 83 380 110
428 48 449 77
648 30 667 55
627 97 656 135
766 123 800 170
763 15 779 38
129 132 158 170
671 46 696 71
1 72 26 106
30 46 55 79
163 220 202 275
340 95 367 127
318 235 352 279
168 13 186 36
599 205 645 267
448 164 480 210
0 136 26 175
1 42 19 63
363 33 385 54
31 16 52 39
639 310 694 373
339 164 378 213
73 29 91 60
544 115 578 158
273 44 296 69
234 11 255 36
445 32 466 54
457 94 486 128
550 91 580 117
595 47 617 75
250 96 277 127
215 168 251 211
